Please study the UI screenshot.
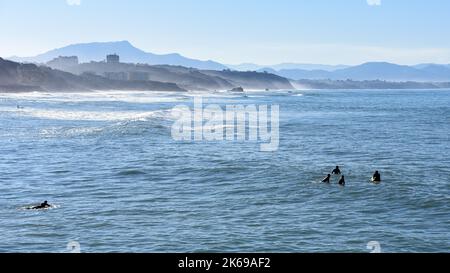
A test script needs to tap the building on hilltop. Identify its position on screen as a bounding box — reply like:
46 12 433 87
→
106 54 120 64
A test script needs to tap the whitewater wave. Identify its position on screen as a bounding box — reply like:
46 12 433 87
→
2 107 175 122
39 126 105 138
35 109 175 138
0 90 187 104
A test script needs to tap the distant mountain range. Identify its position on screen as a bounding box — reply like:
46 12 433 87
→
7 41 450 82
292 79 450 90
228 63 350 72
259 62 450 82
9 41 227 70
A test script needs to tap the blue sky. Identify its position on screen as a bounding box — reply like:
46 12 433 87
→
1 0 449 65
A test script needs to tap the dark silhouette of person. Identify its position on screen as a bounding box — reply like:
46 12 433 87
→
338 175 346 186
372 171 381 182
322 174 331 183
32 201 51 210
332 166 341 175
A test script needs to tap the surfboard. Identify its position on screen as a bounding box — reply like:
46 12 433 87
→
371 178 381 184
24 204 56 210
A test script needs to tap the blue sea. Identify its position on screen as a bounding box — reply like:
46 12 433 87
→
0 89 449 253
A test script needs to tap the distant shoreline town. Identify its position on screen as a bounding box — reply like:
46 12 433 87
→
1 41 450 92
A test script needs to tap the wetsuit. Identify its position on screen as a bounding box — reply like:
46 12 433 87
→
332 168 341 175
32 202 51 210
372 172 381 182
322 175 331 183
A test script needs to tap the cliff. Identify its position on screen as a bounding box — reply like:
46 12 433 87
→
55 61 294 91
0 58 185 92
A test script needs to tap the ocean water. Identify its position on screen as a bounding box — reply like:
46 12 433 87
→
0 89 449 253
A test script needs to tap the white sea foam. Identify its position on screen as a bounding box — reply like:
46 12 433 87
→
184 91 243 98
1 106 174 122
20 108 158 121
39 126 105 137
0 90 187 104
0 90 300 123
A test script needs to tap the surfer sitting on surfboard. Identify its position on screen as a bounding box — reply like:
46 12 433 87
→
332 166 341 175
372 171 381 183
322 174 331 183
338 175 346 186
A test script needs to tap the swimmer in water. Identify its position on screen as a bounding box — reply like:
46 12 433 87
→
31 201 51 210
322 174 331 183
372 171 381 183
338 175 346 186
332 166 341 175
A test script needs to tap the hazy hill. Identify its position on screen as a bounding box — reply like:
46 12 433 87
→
0 58 184 92
293 79 450 90
9 41 227 70
269 62 450 82
1 57 294 92
262 68 332 80
332 62 432 81
201 70 294 90
54 61 294 91
62 62 233 91
415 64 450 79
229 63 348 72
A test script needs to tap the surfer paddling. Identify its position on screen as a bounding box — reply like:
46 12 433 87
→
30 201 51 210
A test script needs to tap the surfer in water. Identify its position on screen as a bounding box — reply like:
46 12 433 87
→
332 166 341 175
322 174 331 183
31 201 51 210
372 171 381 183
338 175 346 186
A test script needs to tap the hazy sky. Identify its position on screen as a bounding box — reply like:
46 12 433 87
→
1 0 449 65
